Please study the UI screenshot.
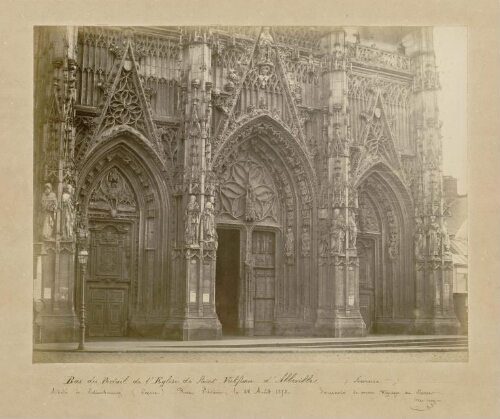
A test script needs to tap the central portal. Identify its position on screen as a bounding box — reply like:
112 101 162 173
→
215 228 240 334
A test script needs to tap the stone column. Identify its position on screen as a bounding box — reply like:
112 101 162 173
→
34 26 79 342
164 29 222 340
315 29 366 337
408 28 461 334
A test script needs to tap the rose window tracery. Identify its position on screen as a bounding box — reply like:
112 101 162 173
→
217 152 279 223
102 73 144 132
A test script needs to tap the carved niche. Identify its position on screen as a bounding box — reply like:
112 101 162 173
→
217 148 279 223
89 168 138 217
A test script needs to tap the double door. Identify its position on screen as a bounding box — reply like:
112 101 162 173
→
86 221 133 337
87 287 128 337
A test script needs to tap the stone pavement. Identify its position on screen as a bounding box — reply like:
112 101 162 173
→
33 335 468 363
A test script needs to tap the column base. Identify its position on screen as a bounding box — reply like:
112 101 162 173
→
410 316 462 335
37 313 79 343
129 316 169 338
374 317 415 334
275 318 316 336
162 317 222 341
315 309 367 337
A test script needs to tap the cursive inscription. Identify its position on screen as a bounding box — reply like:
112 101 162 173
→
50 373 445 411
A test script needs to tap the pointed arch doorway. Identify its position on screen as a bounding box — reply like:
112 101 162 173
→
355 162 414 334
85 168 139 337
76 133 171 339
213 140 284 337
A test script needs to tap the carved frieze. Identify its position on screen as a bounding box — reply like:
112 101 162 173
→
346 42 411 73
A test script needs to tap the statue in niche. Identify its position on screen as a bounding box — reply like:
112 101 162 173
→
61 184 75 240
258 64 272 89
330 209 346 254
202 198 216 242
347 212 357 249
319 230 329 257
427 216 441 257
284 227 294 258
413 216 425 260
184 195 200 246
301 227 311 257
441 220 451 255
40 183 57 240
245 184 257 221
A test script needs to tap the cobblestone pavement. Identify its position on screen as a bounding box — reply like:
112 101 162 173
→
33 350 468 363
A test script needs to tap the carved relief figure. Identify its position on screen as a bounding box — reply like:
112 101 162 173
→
330 209 346 254
61 184 75 240
319 231 329 257
413 216 425 259
427 216 441 257
347 212 357 249
301 227 311 257
245 184 257 221
184 195 200 246
258 64 272 89
388 230 398 260
258 26 275 64
202 199 216 241
244 257 254 285
40 183 57 240
284 227 294 258
89 168 137 216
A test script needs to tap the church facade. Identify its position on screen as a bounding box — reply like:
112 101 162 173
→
33 26 461 342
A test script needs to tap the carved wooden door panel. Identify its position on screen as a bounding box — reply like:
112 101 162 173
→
357 239 375 332
86 221 132 337
252 231 275 336
87 287 127 337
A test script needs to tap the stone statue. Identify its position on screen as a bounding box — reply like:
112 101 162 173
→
413 216 425 259
284 227 294 258
301 227 311 257
40 183 57 240
427 216 441 257
245 184 257 221
202 199 216 241
61 184 75 240
184 195 200 246
319 230 329 257
244 257 254 285
330 208 346 254
259 26 274 48
441 220 451 255
347 212 357 249
258 64 272 89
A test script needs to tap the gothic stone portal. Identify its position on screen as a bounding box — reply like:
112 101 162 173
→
34 26 462 343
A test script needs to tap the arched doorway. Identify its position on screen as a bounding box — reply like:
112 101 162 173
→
212 116 318 337
355 163 414 333
76 134 171 338
214 142 282 336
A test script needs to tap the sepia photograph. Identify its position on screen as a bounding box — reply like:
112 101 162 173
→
33 25 469 363
0 0 497 416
